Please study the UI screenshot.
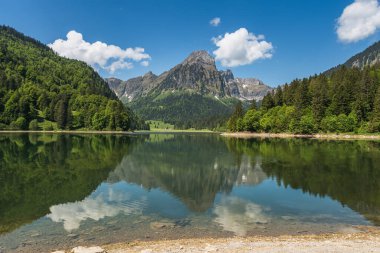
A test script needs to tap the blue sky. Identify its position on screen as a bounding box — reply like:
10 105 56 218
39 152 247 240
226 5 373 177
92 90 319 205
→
1 0 380 86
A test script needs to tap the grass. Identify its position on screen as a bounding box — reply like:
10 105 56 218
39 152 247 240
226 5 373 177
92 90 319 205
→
145 120 213 132
147 120 175 130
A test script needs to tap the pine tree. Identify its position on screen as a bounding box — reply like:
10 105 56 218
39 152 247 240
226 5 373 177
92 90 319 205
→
274 86 283 106
369 86 380 132
261 92 275 110
54 96 69 129
354 69 376 122
250 99 257 110
234 101 244 118
294 79 310 112
227 101 244 132
311 75 329 123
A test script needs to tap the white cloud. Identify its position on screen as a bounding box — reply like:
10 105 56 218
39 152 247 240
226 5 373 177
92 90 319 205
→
212 28 273 67
106 60 133 74
213 196 270 236
140 60 150 67
337 0 380 43
210 17 221 27
48 30 151 73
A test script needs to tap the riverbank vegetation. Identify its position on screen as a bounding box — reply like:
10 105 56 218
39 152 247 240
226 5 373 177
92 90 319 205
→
227 66 380 134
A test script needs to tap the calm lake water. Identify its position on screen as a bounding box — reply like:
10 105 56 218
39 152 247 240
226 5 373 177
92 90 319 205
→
0 133 380 252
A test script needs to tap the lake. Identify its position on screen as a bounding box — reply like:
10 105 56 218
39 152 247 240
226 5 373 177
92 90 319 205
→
0 133 379 252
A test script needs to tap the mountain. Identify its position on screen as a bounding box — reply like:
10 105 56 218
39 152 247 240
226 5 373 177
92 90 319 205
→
228 77 272 101
0 26 146 131
325 41 380 75
106 71 158 101
107 50 272 103
106 50 272 128
344 41 380 69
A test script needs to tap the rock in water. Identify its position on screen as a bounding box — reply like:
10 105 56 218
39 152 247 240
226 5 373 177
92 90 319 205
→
70 246 104 253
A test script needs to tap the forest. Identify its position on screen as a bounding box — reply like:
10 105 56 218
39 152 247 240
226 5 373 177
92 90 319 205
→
227 65 380 134
130 90 238 129
0 26 148 131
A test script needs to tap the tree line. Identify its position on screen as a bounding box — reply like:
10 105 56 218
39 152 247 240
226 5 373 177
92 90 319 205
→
228 65 380 134
0 26 148 131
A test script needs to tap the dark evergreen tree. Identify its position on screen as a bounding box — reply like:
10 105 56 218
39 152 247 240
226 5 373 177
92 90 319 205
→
54 96 69 129
274 86 283 106
250 99 257 110
369 86 380 132
261 92 275 110
227 101 244 132
233 101 244 118
354 69 376 122
294 79 310 113
311 75 329 124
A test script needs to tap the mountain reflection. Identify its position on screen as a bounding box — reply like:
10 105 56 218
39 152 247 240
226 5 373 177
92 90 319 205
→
107 134 267 212
2 133 380 236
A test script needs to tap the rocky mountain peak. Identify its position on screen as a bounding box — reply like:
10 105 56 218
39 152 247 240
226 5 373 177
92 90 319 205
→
183 50 215 66
142 71 157 81
235 78 264 86
106 77 123 91
325 40 380 75
220 69 234 83
106 50 273 102
143 71 155 77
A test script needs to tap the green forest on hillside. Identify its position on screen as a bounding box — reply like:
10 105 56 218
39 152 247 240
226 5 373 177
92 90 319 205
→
0 26 147 131
228 65 380 134
130 90 240 129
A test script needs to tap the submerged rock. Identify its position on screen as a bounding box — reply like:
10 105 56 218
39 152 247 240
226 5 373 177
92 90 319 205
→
67 233 79 239
71 246 104 253
150 221 176 229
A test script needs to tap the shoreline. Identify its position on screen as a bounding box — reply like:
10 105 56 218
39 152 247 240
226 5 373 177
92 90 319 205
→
0 130 136 135
54 228 380 253
221 132 380 140
1 130 380 140
0 129 215 135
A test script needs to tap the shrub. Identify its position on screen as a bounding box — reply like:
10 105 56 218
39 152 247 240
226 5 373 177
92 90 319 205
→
10 117 27 130
298 114 316 134
43 124 54 131
28 119 39 130
242 109 261 132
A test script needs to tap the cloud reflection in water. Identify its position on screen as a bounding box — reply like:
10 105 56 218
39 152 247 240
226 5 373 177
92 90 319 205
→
213 196 270 236
47 183 146 232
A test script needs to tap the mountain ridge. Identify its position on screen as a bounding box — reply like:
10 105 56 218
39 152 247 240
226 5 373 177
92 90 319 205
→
105 50 273 129
106 50 273 102
325 40 380 75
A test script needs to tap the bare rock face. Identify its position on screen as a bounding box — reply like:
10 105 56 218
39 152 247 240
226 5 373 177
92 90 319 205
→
106 50 273 102
346 41 380 69
325 40 380 75
105 71 157 102
231 78 272 101
153 50 227 96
